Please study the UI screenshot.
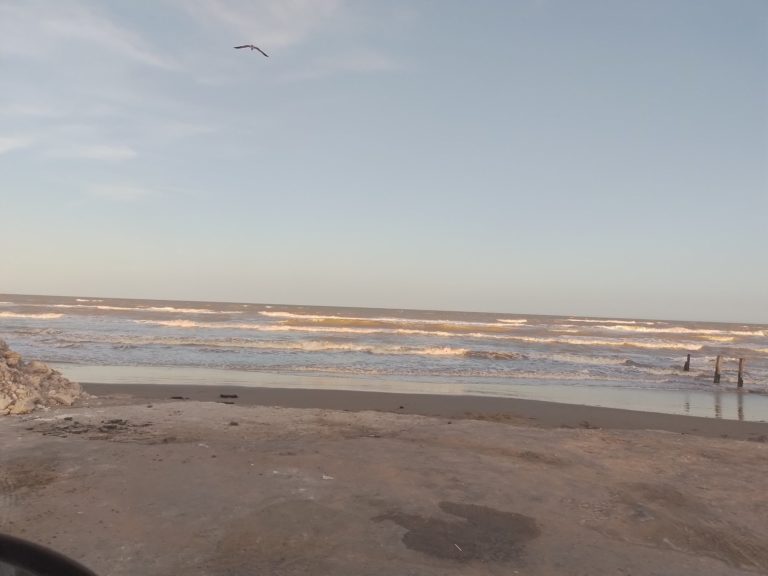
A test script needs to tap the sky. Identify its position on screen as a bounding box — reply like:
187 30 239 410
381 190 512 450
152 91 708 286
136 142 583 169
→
1 0 766 323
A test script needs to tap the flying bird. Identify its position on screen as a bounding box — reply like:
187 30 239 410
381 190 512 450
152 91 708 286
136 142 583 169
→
234 45 269 57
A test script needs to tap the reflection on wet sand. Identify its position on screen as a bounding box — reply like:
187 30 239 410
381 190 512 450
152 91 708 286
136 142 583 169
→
738 391 744 421
700 389 749 421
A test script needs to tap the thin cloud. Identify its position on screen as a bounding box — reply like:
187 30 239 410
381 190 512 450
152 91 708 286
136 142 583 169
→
0 1 173 69
155 121 218 139
0 136 33 155
0 103 63 119
53 145 138 161
88 184 156 201
284 51 402 81
178 0 345 49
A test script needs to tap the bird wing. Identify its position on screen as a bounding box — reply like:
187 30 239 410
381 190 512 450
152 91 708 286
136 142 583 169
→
255 46 269 57
234 45 249 49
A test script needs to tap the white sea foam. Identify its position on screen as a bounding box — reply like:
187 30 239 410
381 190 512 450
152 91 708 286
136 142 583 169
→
538 353 635 367
53 305 137 311
702 336 735 343
198 339 469 357
0 302 12 306
259 310 523 330
134 319 463 337
512 335 702 351
593 324 766 337
142 306 227 314
0 312 64 319
51 304 228 314
76 298 103 302
131 319 714 352
568 318 643 324
46 332 483 358
496 319 528 325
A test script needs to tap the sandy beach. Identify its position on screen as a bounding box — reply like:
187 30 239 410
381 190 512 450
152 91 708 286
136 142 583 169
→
2 386 768 576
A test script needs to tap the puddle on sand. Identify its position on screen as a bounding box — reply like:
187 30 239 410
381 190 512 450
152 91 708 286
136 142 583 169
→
375 501 540 563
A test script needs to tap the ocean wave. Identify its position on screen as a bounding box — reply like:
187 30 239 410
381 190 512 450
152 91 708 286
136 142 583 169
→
513 335 703 351
260 311 525 332
592 324 766 337
223 340 473 357
567 318 657 325
698 345 768 357
31 330 531 361
137 320 720 353
36 331 531 361
464 350 525 360
495 319 528 325
535 352 641 367
0 312 64 319
135 319 514 338
76 298 103 302
142 306 230 314
50 304 228 314
133 319 723 351
0 302 12 306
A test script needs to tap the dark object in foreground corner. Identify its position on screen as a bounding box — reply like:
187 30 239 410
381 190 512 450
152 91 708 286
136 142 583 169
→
219 394 239 399
0 533 97 576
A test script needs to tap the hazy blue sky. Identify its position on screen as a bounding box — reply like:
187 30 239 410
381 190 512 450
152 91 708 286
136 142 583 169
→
1 0 766 322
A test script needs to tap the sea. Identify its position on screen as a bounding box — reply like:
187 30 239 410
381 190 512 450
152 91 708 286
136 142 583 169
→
2 294 767 421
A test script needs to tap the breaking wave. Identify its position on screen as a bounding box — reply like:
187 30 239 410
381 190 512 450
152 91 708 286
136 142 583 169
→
51 304 227 314
592 324 766 337
33 332 529 361
259 311 525 332
512 335 703 351
130 320 724 352
567 318 657 325
0 312 64 319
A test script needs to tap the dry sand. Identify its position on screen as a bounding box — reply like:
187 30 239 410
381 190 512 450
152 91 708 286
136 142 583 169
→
2 387 768 576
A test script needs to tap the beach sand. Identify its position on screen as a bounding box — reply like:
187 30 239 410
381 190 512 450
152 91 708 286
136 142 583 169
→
2 385 768 576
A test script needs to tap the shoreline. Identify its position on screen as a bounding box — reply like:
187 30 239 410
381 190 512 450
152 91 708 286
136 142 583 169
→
83 382 768 441
54 364 768 423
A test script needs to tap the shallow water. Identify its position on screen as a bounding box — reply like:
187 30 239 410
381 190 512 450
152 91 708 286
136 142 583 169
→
52 364 768 422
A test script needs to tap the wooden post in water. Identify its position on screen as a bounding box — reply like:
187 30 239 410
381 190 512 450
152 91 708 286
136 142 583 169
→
683 354 691 372
713 355 721 384
738 358 744 388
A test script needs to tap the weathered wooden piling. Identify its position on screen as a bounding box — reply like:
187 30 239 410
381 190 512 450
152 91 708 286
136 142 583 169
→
737 358 744 388
683 354 691 372
713 355 721 384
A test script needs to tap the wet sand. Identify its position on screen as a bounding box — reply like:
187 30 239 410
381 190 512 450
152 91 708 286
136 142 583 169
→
85 383 768 441
2 390 768 576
